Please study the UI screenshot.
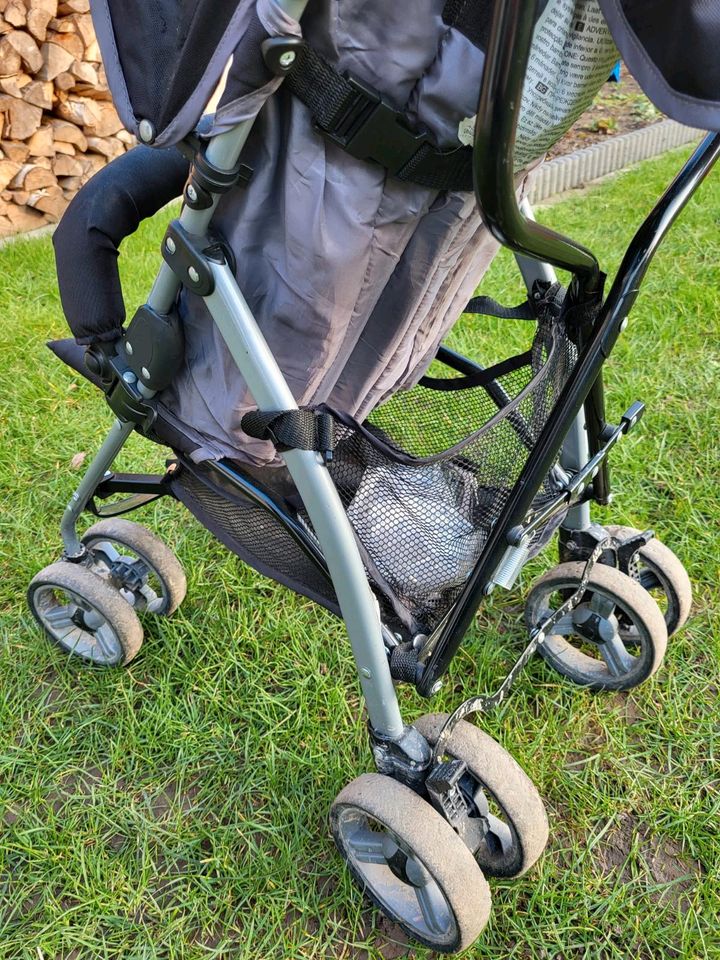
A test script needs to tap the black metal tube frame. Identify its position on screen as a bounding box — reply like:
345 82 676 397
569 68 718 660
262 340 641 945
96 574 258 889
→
417 0 720 695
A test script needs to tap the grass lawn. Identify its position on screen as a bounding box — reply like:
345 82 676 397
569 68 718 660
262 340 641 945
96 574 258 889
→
0 145 718 960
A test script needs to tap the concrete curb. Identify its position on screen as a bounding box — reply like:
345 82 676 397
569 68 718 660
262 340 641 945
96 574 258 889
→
0 223 56 249
528 119 705 203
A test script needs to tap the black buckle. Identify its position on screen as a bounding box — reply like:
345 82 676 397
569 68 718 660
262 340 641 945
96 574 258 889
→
325 76 432 176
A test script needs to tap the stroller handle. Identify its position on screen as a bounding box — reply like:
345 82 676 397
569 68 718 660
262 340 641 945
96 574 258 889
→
473 0 602 291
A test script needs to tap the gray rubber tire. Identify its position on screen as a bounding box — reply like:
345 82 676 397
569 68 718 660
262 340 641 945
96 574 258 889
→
331 773 491 953
81 518 186 616
28 561 144 666
603 525 692 637
414 714 549 878
526 562 668 691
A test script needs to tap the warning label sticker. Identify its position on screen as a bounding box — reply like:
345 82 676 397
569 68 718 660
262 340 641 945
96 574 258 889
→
458 1 618 169
515 0 618 167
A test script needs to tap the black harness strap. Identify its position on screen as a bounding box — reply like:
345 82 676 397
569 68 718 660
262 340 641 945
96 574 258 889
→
419 280 566 390
464 295 537 321
464 280 567 322
241 408 337 462
420 348 533 392
284 45 474 192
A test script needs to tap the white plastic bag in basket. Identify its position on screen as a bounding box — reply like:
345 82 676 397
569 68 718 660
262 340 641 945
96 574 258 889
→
346 462 483 603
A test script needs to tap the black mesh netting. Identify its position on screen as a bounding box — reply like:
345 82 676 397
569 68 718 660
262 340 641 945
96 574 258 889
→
170 458 339 613
314 317 577 632
170 318 576 634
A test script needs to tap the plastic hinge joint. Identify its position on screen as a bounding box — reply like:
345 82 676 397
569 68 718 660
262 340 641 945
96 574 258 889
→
162 222 217 296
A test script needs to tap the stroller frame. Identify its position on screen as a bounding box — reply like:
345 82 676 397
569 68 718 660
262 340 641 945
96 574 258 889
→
56 0 720 767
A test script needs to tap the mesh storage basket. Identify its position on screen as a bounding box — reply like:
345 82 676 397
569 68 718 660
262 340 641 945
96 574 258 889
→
172 316 576 634
170 456 340 612
316 316 578 632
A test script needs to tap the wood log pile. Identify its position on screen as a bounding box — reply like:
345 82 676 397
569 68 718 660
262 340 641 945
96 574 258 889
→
0 0 131 237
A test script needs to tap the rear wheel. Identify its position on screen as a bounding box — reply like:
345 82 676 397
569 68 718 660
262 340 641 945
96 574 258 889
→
526 562 667 691
331 773 491 953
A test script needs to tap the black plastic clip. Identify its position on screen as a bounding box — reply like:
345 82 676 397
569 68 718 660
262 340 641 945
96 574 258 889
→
323 75 434 176
185 151 253 210
261 36 307 75
162 221 220 297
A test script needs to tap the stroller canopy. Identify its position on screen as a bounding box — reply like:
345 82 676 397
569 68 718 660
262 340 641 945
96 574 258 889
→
91 0 720 149
90 0 293 147
598 1 720 132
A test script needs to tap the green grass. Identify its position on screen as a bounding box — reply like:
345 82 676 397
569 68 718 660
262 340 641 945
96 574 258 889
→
1 146 719 959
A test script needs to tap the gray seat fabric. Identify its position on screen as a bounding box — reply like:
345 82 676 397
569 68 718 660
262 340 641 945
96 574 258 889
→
154 0 614 466
87 0 720 467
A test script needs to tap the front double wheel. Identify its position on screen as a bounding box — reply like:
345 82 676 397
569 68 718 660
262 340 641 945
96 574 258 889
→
331 773 492 953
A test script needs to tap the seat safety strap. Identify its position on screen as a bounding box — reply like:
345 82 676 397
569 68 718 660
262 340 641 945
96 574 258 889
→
464 295 537 321
241 408 336 463
284 44 475 192
464 280 566 322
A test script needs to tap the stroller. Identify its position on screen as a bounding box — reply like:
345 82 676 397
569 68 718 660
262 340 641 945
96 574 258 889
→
27 0 720 951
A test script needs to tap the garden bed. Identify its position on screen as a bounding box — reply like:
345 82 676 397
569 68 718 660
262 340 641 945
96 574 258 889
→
549 74 662 159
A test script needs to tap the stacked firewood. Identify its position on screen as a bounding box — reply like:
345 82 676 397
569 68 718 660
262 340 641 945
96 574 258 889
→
0 0 131 237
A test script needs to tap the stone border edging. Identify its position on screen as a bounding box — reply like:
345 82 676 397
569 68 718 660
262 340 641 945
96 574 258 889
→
528 119 705 203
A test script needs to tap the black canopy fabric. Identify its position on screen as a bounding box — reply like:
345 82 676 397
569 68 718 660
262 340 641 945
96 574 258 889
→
599 0 720 131
90 0 270 146
91 0 720 149
106 0 236 132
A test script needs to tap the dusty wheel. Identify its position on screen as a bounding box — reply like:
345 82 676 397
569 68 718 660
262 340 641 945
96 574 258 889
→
603 525 692 637
331 773 491 953
81 518 186 616
414 714 548 878
526 562 667 691
28 561 144 665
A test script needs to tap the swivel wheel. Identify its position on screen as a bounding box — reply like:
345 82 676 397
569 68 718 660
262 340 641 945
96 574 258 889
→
28 561 144 666
81 518 186 616
526 562 667 691
331 773 492 953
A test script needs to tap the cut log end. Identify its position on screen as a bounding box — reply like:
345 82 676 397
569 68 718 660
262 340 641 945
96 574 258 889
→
0 1 132 236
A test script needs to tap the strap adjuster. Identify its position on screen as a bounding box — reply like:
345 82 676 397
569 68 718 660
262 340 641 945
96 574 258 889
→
241 408 336 463
322 75 432 177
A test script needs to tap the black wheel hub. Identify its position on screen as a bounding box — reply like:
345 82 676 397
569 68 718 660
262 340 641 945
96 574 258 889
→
572 606 616 644
386 846 413 884
71 608 88 629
